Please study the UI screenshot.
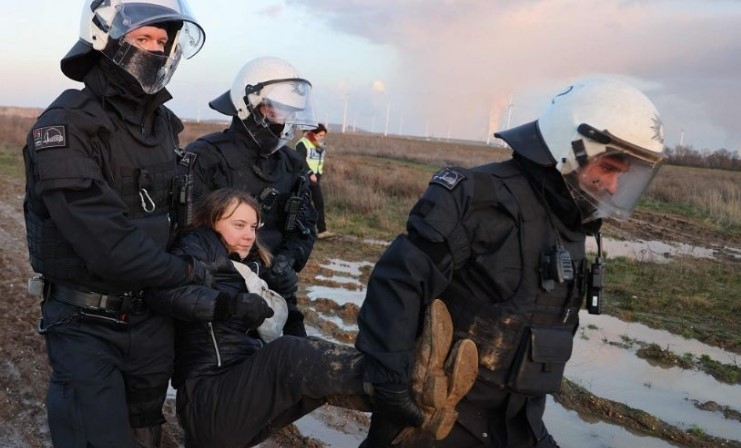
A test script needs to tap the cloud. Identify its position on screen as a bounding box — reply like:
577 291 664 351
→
286 0 741 149
257 3 285 18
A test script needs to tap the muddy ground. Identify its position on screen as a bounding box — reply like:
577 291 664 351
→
1 168 739 447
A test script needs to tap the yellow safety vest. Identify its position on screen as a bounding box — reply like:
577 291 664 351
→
299 137 325 175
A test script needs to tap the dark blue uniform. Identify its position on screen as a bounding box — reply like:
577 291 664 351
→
23 60 191 447
357 122 595 447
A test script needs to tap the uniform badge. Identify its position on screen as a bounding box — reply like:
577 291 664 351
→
430 167 466 190
32 125 68 150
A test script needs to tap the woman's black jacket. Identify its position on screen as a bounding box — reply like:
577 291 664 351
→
148 227 263 388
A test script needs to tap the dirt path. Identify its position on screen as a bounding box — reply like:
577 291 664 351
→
0 175 50 447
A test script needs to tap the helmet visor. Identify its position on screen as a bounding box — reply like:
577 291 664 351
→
244 78 317 156
108 0 205 58
564 149 664 222
252 78 316 128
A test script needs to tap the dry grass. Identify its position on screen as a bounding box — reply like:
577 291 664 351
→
645 165 741 227
179 119 229 146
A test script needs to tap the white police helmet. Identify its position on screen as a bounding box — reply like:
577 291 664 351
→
209 57 317 156
61 0 205 93
537 78 666 221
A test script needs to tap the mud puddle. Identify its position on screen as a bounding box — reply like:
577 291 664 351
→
586 237 718 263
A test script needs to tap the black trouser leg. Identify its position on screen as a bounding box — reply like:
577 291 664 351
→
310 177 326 233
177 336 366 448
359 412 408 448
42 300 173 448
125 313 174 448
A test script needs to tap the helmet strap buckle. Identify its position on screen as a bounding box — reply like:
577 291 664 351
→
570 139 589 167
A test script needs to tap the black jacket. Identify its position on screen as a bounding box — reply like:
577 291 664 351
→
356 157 590 388
23 59 191 293
183 118 316 272
148 227 263 388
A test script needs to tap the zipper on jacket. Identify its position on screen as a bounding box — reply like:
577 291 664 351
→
207 322 222 367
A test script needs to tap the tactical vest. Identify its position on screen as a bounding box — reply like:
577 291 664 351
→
24 89 178 290
442 160 587 395
196 132 306 252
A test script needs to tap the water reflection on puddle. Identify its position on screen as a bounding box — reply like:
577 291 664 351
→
586 237 716 263
569 312 740 441
303 258 741 446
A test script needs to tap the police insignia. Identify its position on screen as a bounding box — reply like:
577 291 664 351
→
32 125 68 150
430 167 466 190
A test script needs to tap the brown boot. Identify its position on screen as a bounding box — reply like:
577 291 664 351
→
410 299 453 410
423 338 478 440
394 300 479 445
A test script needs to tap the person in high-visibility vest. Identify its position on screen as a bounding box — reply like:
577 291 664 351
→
296 123 334 239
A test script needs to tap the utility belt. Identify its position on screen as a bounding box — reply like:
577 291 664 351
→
30 276 146 332
44 283 147 315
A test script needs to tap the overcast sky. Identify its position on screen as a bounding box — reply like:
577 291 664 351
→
2 0 739 151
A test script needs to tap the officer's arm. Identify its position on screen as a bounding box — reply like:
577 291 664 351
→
147 231 222 321
356 178 468 385
45 186 191 287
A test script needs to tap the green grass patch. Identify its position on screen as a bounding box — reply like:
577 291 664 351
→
604 255 741 354
638 197 705 219
372 155 442 173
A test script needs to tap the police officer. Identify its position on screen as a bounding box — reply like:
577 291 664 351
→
183 56 318 337
355 78 667 447
22 1 224 446
296 123 334 239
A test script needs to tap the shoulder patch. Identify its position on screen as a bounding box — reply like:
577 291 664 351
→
430 167 466 190
32 125 68 151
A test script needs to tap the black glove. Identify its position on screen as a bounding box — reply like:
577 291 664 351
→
185 256 236 287
214 292 274 328
363 383 424 446
261 254 298 297
371 383 424 428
